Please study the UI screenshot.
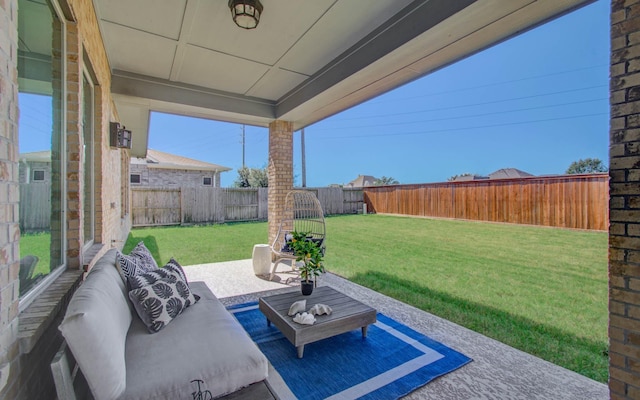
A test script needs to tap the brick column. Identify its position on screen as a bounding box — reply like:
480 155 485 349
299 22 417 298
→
268 121 293 247
0 0 20 397
65 23 83 269
610 1 640 398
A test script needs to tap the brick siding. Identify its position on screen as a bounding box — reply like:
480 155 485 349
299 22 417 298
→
0 0 21 397
0 0 131 397
610 0 640 398
130 164 221 188
267 121 293 247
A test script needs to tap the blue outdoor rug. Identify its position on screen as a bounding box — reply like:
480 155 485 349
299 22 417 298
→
228 302 472 400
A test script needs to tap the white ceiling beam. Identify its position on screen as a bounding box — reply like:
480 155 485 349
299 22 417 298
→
111 70 276 119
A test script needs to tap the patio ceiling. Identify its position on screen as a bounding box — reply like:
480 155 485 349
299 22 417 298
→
92 0 594 156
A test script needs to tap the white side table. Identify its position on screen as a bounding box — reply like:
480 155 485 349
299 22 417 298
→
252 244 271 276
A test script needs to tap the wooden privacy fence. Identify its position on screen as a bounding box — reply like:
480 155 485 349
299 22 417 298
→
363 174 609 231
131 187 364 227
20 183 51 232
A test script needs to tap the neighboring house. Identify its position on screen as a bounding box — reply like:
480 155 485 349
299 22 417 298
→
18 151 51 184
452 174 489 182
488 168 533 179
452 168 534 182
130 149 231 188
345 175 377 188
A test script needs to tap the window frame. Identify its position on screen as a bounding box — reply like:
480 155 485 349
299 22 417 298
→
32 169 45 181
18 0 68 312
203 176 212 186
82 66 96 251
130 173 141 184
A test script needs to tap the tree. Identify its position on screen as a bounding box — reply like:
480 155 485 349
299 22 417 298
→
565 158 608 174
234 166 268 187
373 176 399 186
248 167 268 187
234 167 251 187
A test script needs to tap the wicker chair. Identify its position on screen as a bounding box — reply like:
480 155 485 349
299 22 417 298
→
270 190 326 281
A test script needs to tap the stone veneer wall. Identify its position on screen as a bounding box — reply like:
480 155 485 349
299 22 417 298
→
0 0 131 397
610 0 640 398
268 121 293 247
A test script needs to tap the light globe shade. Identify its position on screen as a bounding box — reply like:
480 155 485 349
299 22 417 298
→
229 0 263 29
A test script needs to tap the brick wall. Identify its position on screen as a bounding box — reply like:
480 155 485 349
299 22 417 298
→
610 0 640 398
65 21 83 268
267 121 293 247
130 164 221 188
0 0 132 396
0 0 21 396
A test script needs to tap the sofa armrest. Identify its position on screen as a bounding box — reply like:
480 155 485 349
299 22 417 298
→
50 342 77 400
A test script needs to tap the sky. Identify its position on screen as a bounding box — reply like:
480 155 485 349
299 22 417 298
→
19 0 610 188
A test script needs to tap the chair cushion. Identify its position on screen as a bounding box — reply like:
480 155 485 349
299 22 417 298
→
59 252 132 400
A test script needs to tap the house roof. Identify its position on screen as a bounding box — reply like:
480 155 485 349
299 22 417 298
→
19 0 594 157
131 149 232 172
19 151 51 163
453 174 489 182
488 168 534 179
346 175 377 188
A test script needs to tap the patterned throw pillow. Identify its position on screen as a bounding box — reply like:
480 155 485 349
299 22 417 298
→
128 275 198 333
127 267 174 290
128 258 189 290
115 241 158 282
129 241 159 270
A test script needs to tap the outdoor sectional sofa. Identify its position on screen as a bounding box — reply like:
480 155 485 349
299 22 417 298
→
55 248 270 400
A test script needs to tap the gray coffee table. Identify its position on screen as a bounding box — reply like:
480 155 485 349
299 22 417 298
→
258 286 377 358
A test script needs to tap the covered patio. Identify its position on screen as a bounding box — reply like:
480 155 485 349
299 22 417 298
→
185 259 608 399
1 0 637 398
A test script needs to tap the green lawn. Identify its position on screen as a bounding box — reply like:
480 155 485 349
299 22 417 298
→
126 214 608 382
20 231 51 276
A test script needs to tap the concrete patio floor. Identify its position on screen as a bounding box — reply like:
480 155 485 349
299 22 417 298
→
184 259 608 400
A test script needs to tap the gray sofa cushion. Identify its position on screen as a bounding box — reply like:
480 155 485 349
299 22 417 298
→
59 249 132 400
119 282 268 400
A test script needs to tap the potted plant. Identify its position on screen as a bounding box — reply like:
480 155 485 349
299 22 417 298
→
289 230 325 295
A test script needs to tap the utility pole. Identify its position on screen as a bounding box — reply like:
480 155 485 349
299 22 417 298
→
301 128 306 187
242 124 245 168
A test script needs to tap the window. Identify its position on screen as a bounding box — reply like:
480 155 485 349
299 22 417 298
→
18 0 66 300
203 177 212 186
32 170 45 181
130 174 141 184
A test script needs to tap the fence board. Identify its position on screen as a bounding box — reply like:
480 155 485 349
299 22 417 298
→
225 188 260 221
132 188 181 226
364 174 609 231
20 183 51 232
182 187 225 224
